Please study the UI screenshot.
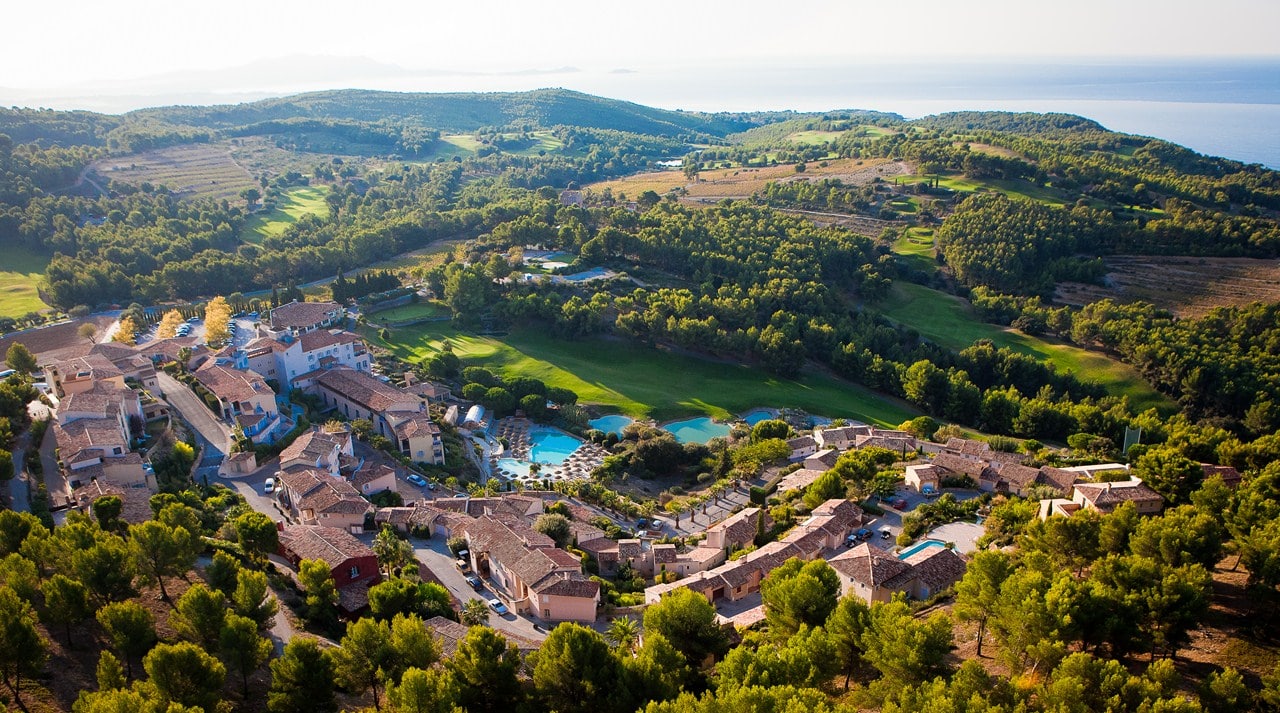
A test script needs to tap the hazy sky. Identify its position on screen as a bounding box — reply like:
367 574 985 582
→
4 0 1279 90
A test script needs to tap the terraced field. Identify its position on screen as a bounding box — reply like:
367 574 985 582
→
93 144 256 201
590 157 908 201
1056 255 1280 317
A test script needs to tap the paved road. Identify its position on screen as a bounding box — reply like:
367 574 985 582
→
156 372 231 479
39 422 67 503
219 459 287 523
410 536 547 643
5 429 31 512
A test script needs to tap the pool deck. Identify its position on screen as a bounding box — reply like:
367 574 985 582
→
490 417 608 484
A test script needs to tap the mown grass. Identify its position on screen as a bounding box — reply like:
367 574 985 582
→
241 185 331 243
367 322 919 425
0 245 51 317
894 174 1069 207
365 301 450 322
878 282 1174 413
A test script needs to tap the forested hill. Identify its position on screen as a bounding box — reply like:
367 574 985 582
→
122 88 796 138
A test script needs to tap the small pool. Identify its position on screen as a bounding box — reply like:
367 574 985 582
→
898 540 947 560
496 458 533 478
589 414 634 435
561 267 611 282
528 427 583 465
663 417 731 444
741 409 776 426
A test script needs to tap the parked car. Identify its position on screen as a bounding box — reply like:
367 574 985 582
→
263 478 275 494
649 518 665 530
636 518 648 529
487 598 508 615
406 474 427 488
426 481 437 490
465 575 483 591
455 550 470 571
891 497 908 510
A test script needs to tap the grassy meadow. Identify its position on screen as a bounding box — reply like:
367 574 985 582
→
878 282 1173 413
241 186 331 243
0 245 51 318
367 322 919 425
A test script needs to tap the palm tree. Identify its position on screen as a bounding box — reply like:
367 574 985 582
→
605 616 640 653
460 598 489 627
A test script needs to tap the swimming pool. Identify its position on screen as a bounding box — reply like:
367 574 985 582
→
528 427 583 465
560 267 612 282
741 409 776 426
662 417 731 444
496 458 533 478
588 414 634 435
898 540 947 560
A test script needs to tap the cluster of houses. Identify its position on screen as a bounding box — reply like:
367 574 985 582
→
373 494 604 622
23 300 449 522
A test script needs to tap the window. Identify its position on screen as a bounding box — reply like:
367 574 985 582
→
349 565 360 578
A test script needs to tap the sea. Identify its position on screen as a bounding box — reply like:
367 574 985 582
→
14 57 1280 169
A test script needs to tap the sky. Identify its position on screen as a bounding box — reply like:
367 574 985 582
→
3 0 1279 112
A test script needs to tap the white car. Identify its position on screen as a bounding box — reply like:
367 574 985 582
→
263 478 275 494
487 598 508 615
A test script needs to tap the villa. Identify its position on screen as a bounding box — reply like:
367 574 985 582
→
268 300 346 335
829 541 968 604
194 363 288 444
278 524 380 613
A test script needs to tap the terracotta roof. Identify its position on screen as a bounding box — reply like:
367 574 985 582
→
337 581 373 613
995 463 1042 491
932 453 989 479
135 337 206 363
70 479 152 524
651 543 677 564
814 425 870 449
903 547 967 592
777 468 826 493
1202 464 1242 486
530 571 599 598
943 437 990 456
279 469 370 516
194 364 271 402
706 508 766 548
829 542 916 589
684 546 724 564
786 435 817 452
58 381 127 420
805 449 839 468
578 537 618 556
1037 467 1078 493
351 464 396 491
55 418 128 463
243 336 290 355
279 428 347 468
299 329 361 352
316 368 420 414
1074 480 1164 507
270 300 341 329
809 499 864 531
279 525 374 568
51 352 123 381
393 413 440 440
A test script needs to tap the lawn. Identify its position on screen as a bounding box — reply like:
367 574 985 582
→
365 301 450 323
878 282 1174 413
241 186 331 243
0 245 51 318
367 323 919 425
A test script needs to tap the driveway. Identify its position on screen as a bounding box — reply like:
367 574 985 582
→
156 371 232 477
410 535 547 643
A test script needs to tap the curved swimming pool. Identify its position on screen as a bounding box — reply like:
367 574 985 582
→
588 414 634 436
528 427 583 465
662 417 731 444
